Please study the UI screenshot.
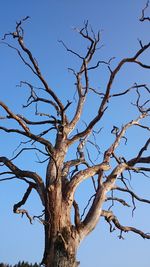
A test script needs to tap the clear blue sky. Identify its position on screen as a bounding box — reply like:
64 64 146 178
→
0 1 150 266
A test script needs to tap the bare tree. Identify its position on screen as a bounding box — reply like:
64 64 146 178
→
0 6 150 267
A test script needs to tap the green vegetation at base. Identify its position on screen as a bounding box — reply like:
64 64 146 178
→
0 262 40 267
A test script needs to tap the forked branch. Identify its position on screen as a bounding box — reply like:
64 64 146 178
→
0 156 45 205
101 210 150 239
0 101 30 132
65 22 101 134
2 17 66 122
68 43 150 144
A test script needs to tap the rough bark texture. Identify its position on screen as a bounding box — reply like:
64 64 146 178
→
41 140 81 267
42 182 80 267
42 228 79 267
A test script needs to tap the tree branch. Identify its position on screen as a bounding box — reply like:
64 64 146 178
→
13 185 33 223
0 101 30 132
2 18 67 122
101 210 150 239
109 84 149 98
66 23 101 135
140 0 150 22
106 197 130 207
65 162 110 203
0 126 54 153
68 43 150 144
18 81 60 114
104 113 148 163
0 156 45 205
113 186 150 205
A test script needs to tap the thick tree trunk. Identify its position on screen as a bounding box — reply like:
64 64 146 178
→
41 141 81 266
41 180 80 266
42 223 80 267
42 236 79 267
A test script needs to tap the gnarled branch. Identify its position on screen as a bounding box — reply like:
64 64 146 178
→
0 156 45 205
101 210 150 239
13 185 33 224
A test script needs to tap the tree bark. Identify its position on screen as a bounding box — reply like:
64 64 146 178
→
42 149 81 267
42 231 79 267
42 205 80 267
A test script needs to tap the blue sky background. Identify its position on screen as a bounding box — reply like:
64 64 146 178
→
0 1 150 266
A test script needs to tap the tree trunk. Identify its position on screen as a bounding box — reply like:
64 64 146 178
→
42 241 79 267
42 224 80 267
41 179 80 267
41 141 81 266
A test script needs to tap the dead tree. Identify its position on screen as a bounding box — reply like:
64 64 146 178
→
0 10 150 267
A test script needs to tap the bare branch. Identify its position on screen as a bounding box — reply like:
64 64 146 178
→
140 0 150 22
101 210 150 239
2 18 66 120
68 43 150 144
0 156 45 205
106 197 130 207
0 176 16 182
127 138 150 167
62 158 86 179
80 194 96 220
110 84 149 98
0 156 43 184
113 186 150 205
18 81 60 114
104 113 148 165
65 162 110 202
103 154 150 194
17 114 61 126
13 185 33 224
10 147 48 161
1 41 38 75
58 40 84 60
17 35 65 113
66 23 101 135
0 125 54 153
0 101 30 132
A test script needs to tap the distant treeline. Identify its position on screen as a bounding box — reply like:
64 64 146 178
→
0 262 40 267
